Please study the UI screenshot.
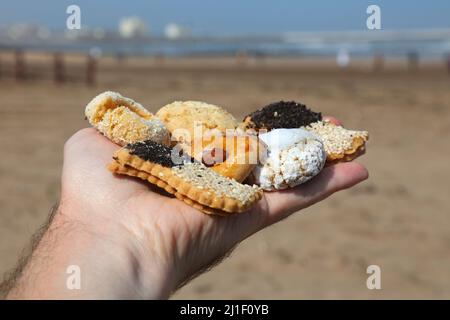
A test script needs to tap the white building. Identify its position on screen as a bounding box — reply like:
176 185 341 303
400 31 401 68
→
119 17 149 38
164 23 191 40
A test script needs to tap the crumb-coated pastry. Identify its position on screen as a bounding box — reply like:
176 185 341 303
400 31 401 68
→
85 91 170 146
156 101 239 143
305 121 369 163
108 140 263 214
252 128 326 191
242 101 322 132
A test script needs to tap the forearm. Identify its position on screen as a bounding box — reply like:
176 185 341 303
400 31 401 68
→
5 204 173 300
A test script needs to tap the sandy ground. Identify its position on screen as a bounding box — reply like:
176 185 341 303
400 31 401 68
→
0 54 450 299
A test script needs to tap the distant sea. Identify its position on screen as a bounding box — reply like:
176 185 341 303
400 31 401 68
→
2 33 450 59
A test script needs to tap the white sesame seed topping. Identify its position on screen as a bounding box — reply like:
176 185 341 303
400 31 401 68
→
305 121 368 156
172 162 260 203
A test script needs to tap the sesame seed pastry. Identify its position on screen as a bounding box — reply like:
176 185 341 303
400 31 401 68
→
85 91 170 146
107 140 263 214
305 120 369 163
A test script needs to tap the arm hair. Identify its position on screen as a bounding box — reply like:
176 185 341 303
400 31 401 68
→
0 202 59 299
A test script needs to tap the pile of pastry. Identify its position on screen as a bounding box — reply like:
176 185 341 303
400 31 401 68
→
85 92 368 215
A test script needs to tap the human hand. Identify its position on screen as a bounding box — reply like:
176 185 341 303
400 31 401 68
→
7 117 367 299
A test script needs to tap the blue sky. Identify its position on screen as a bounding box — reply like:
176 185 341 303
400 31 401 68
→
1 1 450 35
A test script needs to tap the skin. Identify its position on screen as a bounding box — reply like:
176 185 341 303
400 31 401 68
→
4 117 368 299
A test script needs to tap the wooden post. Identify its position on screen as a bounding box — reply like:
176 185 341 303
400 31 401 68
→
373 54 384 72
407 51 419 71
14 49 26 81
236 51 248 67
155 54 165 67
255 52 266 68
116 52 126 65
86 54 97 86
53 52 65 83
0 52 2 79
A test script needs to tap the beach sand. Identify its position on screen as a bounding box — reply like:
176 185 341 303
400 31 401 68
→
1 54 450 299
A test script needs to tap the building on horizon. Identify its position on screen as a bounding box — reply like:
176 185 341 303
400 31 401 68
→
119 16 149 38
164 23 192 40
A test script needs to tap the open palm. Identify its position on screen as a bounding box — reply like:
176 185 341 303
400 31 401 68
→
61 120 368 294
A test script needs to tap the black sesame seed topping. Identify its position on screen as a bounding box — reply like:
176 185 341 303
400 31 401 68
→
245 101 322 130
126 140 196 167
126 140 176 167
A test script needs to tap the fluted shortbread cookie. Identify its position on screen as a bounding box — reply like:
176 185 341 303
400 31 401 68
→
108 140 263 214
305 121 369 163
85 91 170 146
108 162 228 215
242 101 322 132
253 128 326 190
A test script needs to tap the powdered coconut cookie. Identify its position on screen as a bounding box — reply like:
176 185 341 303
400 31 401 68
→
108 140 263 214
305 121 369 163
156 101 239 143
85 91 170 146
252 128 326 191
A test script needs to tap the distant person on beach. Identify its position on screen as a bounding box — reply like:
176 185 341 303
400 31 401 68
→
1 119 368 299
336 49 350 68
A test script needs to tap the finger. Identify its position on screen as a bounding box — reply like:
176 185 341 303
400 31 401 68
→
64 128 119 166
323 116 342 126
261 162 368 226
61 128 151 198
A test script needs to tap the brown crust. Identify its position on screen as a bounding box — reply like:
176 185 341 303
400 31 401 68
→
109 149 262 214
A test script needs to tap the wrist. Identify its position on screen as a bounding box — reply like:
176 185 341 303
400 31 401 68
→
9 202 174 299
57 201 177 299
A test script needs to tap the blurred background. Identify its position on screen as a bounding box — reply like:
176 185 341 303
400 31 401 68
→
1 0 450 299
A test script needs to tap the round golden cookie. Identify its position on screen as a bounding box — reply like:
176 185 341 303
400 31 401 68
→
156 101 239 144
